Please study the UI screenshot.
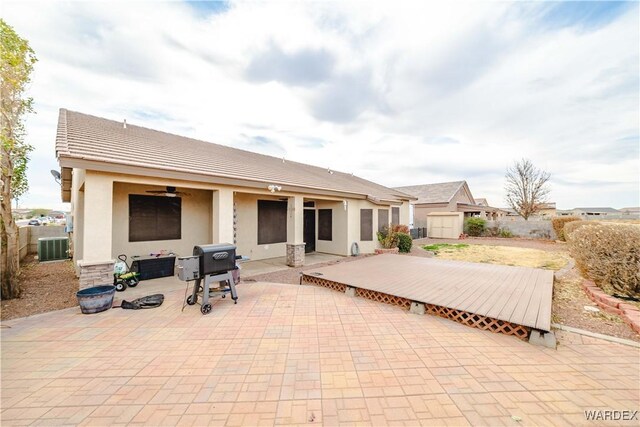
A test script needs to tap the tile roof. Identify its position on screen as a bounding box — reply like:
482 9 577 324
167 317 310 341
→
394 181 466 204
55 109 413 203
474 198 489 206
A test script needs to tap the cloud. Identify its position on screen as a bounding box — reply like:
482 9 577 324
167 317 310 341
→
2 0 638 211
245 43 334 87
309 69 381 122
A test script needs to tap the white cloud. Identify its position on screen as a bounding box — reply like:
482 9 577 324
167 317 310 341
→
3 0 639 211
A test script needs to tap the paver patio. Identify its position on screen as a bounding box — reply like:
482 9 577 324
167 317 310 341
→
1 281 638 426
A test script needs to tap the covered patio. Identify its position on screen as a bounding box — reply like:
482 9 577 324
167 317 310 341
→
119 252 345 298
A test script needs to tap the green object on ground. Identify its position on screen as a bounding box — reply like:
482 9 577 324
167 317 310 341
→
422 243 469 254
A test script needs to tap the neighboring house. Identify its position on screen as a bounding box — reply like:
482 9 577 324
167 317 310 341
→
572 207 621 217
55 109 414 287
11 208 32 220
556 209 574 217
474 198 508 219
501 208 520 217
499 203 556 219
536 202 557 217
620 207 640 218
394 181 504 238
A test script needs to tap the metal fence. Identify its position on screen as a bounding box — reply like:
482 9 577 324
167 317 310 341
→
410 227 427 239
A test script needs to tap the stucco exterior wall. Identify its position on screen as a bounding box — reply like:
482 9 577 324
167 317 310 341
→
111 182 213 258
83 171 113 262
71 168 85 265
234 192 288 261
346 200 385 255
399 201 411 226
449 187 474 206
68 168 412 265
413 204 451 228
315 200 348 256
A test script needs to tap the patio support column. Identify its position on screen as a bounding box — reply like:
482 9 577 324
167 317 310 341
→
212 188 235 244
286 195 304 267
78 171 114 289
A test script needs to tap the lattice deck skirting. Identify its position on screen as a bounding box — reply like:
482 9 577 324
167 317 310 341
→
424 304 530 339
355 288 412 309
301 274 530 340
302 275 347 292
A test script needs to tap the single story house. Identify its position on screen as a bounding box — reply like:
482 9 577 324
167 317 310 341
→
502 203 557 218
474 198 509 218
572 207 621 217
620 207 640 218
55 109 414 288
394 181 505 238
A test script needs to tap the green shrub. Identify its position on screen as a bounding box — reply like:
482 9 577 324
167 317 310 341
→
464 218 486 237
551 216 580 241
568 223 640 297
377 227 398 249
378 225 411 250
499 228 514 238
396 232 413 253
483 226 499 237
422 243 468 254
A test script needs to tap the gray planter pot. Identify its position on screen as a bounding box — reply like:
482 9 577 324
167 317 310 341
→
76 285 116 314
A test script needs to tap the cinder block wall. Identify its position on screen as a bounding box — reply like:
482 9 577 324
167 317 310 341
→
485 220 556 240
27 226 68 254
18 227 29 261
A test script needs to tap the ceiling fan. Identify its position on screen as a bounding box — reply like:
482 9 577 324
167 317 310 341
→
145 186 190 197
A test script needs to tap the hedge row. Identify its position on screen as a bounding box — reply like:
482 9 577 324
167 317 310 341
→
551 216 580 241
566 222 640 298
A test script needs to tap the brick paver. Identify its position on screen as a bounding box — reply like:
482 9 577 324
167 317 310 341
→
1 282 639 426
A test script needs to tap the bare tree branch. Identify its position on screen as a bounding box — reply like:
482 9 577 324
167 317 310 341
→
504 159 551 220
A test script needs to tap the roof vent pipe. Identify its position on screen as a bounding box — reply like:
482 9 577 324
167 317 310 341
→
123 119 127 129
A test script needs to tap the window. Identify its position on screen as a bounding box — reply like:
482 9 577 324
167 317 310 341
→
378 209 389 232
360 209 373 241
318 209 332 241
258 200 287 244
129 195 181 242
392 207 400 225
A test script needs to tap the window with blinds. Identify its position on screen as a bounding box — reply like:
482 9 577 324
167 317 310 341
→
129 195 181 242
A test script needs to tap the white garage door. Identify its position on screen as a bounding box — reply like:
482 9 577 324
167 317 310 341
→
427 213 463 239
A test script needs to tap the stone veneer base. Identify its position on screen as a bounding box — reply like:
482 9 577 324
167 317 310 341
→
286 244 305 267
78 259 115 290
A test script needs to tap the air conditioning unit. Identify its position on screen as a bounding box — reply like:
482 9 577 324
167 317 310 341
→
38 237 69 262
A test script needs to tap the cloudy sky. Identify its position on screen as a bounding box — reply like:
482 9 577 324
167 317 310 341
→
4 0 639 211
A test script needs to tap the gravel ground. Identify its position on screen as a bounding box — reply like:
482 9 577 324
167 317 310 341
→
415 237 568 252
1 255 79 321
552 267 639 341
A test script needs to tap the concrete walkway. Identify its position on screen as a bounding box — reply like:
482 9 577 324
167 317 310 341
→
120 253 344 299
1 282 638 426
241 253 344 277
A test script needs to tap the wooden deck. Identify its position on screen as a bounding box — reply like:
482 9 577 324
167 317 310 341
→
302 254 554 332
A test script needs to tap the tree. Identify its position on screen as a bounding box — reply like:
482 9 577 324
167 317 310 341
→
504 158 551 220
1 19 37 299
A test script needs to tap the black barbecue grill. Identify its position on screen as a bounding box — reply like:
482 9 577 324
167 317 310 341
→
177 243 243 315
